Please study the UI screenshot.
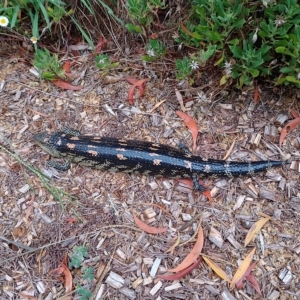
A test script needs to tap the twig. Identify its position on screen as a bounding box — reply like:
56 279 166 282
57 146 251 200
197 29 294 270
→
0 236 36 251
0 224 168 264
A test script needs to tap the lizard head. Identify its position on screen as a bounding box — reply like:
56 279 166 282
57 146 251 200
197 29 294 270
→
34 132 63 157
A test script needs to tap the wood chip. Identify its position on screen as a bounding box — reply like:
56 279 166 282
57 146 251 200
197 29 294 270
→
143 257 154 265
119 287 136 300
148 181 158 190
143 208 156 219
105 271 124 289
150 257 161 277
221 289 237 300
116 248 126 260
132 277 143 289
233 195 246 211
268 290 280 300
278 268 293 284
95 261 106 280
259 186 277 201
36 281 46 294
226 234 242 249
150 281 162 295
164 282 182 291
18 184 30 194
209 227 223 248
275 113 289 125
143 276 153 286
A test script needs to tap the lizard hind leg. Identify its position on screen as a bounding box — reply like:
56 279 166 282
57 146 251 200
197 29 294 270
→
192 174 207 192
177 142 192 155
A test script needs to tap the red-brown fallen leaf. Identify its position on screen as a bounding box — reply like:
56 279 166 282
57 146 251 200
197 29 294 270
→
176 178 213 204
176 111 198 153
279 117 300 147
290 109 300 119
246 270 262 295
62 253 72 294
95 36 107 53
236 262 256 288
236 262 262 295
52 266 66 275
168 226 204 273
125 78 139 85
65 217 78 223
149 33 159 39
128 85 136 105
51 80 83 90
62 60 71 73
125 78 149 105
254 86 259 102
133 213 167 234
157 256 202 280
52 253 73 294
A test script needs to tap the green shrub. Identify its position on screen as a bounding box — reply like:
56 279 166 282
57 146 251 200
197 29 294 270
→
176 0 300 88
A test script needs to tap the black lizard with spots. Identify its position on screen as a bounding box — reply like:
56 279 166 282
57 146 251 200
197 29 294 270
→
34 128 290 192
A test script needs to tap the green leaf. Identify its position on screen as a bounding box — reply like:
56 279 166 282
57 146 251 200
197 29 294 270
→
226 38 239 46
126 23 143 33
69 246 89 268
229 45 243 59
201 45 216 61
250 58 264 69
142 55 155 62
275 76 287 85
280 67 295 73
77 287 92 300
275 47 296 57
286 76 300 84
214 51 225 66
83 267 95 281
248 68 260 77
220 75 227 85
232 18 245 29
36 1 51 31
10 5 20 28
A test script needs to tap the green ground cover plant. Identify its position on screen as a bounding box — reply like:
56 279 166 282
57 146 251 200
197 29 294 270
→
175 0 300 87
1 0 300 88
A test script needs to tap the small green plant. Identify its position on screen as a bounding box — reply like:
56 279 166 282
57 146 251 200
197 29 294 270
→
69 246 95 300
126 0 166 33
178 0 248 49
33 48 65 80
47 4 72 24
228 37 272 87
176 57 198 80
142 39 166 61
96 54 119 70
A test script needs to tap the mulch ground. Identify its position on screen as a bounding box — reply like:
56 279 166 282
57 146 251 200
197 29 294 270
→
0 56 300 300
